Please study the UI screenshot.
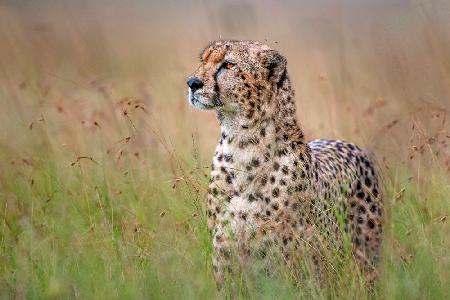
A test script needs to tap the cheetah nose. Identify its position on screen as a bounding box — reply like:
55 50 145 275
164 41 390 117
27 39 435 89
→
187 77 204 92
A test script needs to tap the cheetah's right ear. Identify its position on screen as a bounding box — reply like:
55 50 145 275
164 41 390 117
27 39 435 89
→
259 49 287 85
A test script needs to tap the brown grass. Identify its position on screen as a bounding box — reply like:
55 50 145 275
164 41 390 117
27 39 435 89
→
0 1 448 298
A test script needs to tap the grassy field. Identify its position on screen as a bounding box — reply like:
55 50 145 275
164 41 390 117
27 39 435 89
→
0 1 449 299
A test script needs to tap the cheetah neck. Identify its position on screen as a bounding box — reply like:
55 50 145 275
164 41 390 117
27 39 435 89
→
214 75 311 194
272 73 305 145
218 75 305 146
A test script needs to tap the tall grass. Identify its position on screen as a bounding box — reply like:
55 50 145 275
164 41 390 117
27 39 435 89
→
0 1 449 299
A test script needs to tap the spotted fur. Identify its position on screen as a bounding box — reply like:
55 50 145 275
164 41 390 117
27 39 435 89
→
187 40 383 289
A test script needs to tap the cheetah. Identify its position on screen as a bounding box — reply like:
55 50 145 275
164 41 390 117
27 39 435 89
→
186 40 383 289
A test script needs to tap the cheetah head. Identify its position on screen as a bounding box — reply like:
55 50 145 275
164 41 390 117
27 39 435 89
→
187 40 287 127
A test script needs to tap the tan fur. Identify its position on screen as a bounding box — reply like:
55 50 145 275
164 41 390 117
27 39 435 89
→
187 40 383 289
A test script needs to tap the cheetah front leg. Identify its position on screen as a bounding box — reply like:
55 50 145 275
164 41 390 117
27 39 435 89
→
208 184 254 290
207 157 238 289
211 207 254 291
211 222 233 290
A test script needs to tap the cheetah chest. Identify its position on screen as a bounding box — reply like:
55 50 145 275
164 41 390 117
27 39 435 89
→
209 135 313 249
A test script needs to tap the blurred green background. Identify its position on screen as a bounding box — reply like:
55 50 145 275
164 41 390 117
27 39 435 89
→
0 1 449 299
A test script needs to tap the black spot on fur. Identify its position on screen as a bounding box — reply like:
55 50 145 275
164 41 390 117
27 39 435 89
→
358 205 366 214
273 162 280 170
356 180 362 191
356 191 365 199
260 175 268 186
248 194 256 202
260 127 266 137
373 188 379 198
272 188 279 197
291 172 297 180
370 205 377 213
251 158 260 167
224 154 233 162
270 176 276 184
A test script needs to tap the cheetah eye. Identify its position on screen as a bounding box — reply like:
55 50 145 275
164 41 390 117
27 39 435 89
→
220 61 235 70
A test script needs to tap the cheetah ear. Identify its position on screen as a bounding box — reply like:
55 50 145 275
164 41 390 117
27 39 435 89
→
260 49 287 85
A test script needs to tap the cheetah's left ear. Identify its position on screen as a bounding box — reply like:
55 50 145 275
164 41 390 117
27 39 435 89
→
260 49 287 85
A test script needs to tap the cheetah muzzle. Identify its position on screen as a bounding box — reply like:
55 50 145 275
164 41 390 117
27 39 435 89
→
186 40 383 290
